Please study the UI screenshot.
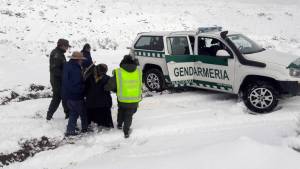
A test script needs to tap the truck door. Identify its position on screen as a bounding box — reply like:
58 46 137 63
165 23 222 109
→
194 36 235 92
165 36 194 87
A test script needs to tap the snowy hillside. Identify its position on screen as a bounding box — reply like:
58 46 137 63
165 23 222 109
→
1 0 300 89
1 0 300 168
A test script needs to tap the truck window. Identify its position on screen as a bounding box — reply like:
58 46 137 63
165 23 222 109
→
227 34 264 54
198 37 227 56
134 36 164 51
167 37 190 55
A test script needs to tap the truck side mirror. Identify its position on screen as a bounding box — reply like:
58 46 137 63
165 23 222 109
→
216 50 232 58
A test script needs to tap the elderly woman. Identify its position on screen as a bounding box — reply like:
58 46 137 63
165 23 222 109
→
62 51 88 136
85 64 114 130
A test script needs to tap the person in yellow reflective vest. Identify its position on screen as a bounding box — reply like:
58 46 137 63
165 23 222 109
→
105 55 142 138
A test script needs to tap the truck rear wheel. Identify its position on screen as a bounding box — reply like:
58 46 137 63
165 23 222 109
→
144 69 166 92
243 81 279 113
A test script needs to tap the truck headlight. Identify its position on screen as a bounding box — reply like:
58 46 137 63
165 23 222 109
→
289 68 300 77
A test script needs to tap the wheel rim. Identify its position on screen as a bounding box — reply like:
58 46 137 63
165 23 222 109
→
146 73 160 90
249 87 274 109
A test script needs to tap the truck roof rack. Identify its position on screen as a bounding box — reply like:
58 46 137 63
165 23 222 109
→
197 26 222 34
169 31 195 35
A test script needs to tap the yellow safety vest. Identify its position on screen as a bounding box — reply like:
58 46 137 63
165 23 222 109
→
115 68 142 103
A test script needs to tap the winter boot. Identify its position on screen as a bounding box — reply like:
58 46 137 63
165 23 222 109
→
65 131 79 137
124 129 132 139
124 132 129 138
81 128 93 133
117 123 122 130
46 113 52 121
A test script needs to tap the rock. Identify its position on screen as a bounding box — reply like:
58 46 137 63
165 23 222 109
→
29 84 45 92
10 91 19 99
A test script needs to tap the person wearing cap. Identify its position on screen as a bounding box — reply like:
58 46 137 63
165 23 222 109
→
62 51 88 136
85 64 113 130
105 55 142 138
46 39 71 120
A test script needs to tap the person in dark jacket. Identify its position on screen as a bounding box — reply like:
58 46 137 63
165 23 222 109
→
62 51 88 136
105 55 142 138
46 39 70 120
81 43 93 69
85 64 114 129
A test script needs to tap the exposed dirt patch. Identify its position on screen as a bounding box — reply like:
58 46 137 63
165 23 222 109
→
0 84 52 105
0 136 59 167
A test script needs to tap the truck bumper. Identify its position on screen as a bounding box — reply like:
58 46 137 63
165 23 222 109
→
279 81 300 96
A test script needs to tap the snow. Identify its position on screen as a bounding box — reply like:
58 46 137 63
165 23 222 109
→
1 0 300 168
1 0 300 89
71 137 300 169
1 91 300 169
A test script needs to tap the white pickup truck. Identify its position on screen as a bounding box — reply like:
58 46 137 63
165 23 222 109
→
129 27 300 113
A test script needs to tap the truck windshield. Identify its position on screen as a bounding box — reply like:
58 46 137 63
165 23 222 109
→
227 34 265 54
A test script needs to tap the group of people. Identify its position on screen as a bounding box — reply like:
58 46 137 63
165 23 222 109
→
46 39 142 138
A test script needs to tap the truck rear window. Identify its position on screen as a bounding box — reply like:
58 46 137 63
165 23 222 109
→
134 36 164 51
167 36 190 55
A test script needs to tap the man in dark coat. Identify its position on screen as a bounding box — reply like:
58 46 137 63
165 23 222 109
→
81 43 93 69
46 39 70 120
62 51 88 136
105 55 142 138
85 64 113 129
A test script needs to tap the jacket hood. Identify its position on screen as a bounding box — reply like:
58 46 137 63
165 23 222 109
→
120 63 137 72
81 50 90 54
244 49 300 67
119 56 138 72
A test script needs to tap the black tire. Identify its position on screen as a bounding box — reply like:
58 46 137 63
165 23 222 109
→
243 81 279 113
144 69 166 92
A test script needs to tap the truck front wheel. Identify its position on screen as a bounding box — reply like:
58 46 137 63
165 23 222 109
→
144 69 166 92
243 81 279 113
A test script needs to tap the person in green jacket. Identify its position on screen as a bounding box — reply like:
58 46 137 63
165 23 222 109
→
105 55 142 138
46 39 71 120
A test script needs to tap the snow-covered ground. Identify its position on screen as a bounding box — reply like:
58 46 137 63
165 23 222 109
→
1 0 300 168
1 91 300 169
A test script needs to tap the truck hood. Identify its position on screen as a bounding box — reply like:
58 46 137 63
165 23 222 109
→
244 49 300 68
